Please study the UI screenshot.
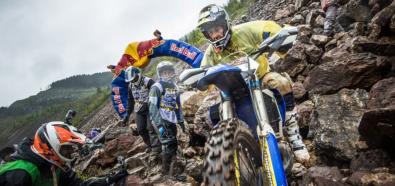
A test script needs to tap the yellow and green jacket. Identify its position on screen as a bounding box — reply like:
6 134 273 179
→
200 20 282 78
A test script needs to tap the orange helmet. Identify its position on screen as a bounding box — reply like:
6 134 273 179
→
31 122 86 169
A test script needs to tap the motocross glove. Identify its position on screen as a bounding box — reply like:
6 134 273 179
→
159 126 165 137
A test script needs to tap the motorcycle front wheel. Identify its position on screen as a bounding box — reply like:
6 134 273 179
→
203 118 262 186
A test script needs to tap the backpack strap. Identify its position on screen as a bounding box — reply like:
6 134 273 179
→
152 82 164 95
151 82 166 108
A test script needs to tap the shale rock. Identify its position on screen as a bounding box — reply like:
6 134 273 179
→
309 89 368 161
274 41 307 77
367 77 395 109
304 51 390 94
347 170 395 186
299 166 347 186
350 149 393 172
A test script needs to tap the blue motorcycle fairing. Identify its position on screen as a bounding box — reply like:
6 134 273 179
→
235 95 258 138
198 64 259 136
196 64 247 95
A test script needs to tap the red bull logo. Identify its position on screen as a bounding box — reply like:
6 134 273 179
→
114 54 136 76
112 87 126 113
137 39 165 58
170 43 197 60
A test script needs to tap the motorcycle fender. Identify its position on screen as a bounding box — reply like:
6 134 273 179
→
260 133 288 186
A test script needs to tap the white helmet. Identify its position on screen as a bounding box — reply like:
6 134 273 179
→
157 61 176 82
31 122 86 169
124 66 141 83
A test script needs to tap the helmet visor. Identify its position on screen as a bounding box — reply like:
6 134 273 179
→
59 143 80 160
200 17 229 44
125 67 140 82
158 68 176 80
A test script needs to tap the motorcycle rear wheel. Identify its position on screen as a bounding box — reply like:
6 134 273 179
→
203 118 262 186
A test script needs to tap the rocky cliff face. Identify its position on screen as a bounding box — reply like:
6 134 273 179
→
251 0 395 185
76 0 395 185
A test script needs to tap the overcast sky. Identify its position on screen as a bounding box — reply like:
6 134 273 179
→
0 0 228 107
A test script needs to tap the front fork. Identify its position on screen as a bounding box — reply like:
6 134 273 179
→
221 92 234 120
250 80 288 186
219 84 287 186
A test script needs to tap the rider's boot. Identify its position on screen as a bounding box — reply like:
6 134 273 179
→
285 110 310 163
162 152 173 174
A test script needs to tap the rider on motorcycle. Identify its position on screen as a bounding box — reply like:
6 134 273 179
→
197 4 310 163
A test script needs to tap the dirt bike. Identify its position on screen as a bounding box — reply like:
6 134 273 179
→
179 26 298 186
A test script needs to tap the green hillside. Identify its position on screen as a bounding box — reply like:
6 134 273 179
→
0 72 113 148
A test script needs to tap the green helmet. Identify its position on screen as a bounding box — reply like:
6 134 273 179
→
198 4 231 51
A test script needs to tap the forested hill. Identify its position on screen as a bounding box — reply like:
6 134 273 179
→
50 72 113 89
0 71 113 148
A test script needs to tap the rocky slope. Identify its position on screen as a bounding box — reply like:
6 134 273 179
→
76 0 395 185
253 0 395 185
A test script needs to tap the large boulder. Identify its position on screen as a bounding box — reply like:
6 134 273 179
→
296 100 314 130
368 0 395 39
350 149 393 173
347 169 395 186
345 0 372 23
104 133 140 156
95 133 141 168
310 35 330 47
305 44 323 64
299 166 347 186
273 41 307 78
309 89 368 161
358 107 395 154
304 51 391 95
320 47 348 64
352 36 395 56
366 77 395 109
359 78 395 154
297 24 312 43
